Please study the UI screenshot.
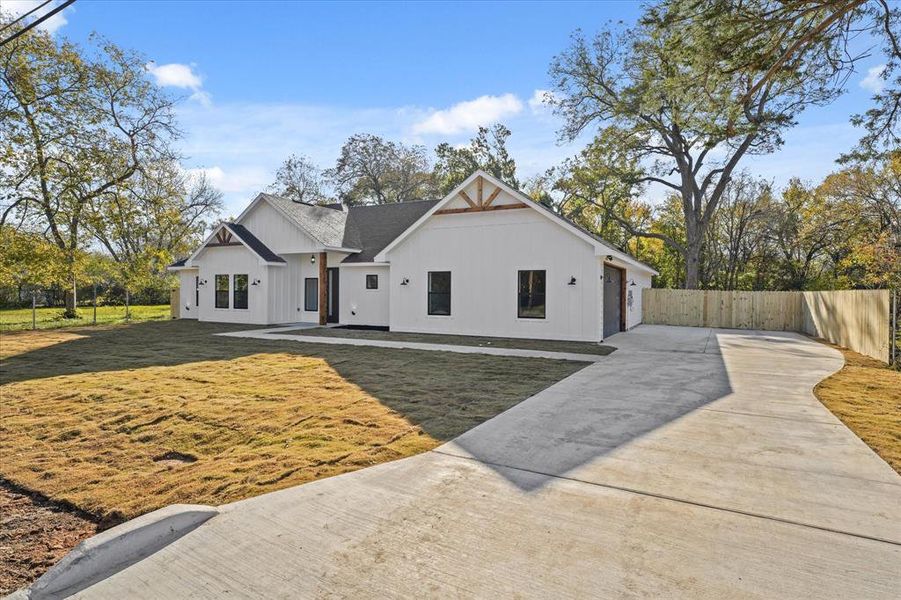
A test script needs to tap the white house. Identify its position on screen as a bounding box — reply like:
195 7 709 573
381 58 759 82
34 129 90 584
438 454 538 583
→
169 171 657 341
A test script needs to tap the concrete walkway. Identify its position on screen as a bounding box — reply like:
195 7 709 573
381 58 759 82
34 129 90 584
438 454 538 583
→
48 326 901 598
216 325 609 362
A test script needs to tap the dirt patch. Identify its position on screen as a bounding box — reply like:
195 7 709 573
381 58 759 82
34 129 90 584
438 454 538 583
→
0 480 99 595
814 343 901 473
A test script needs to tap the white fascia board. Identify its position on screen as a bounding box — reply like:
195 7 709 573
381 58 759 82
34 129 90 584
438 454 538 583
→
372 169 659 276
166 265 197 272
323 246 362 253
186 222 282 268
338 262 390 267
373 170 493 261
236 193 327 248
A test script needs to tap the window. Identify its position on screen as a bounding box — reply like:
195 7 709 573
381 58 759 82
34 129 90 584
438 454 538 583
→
215 274 229 309
304 278 318 312
366 274 378 290
233 274 248 309
427 271 451 316
518 270 546 319
195 276 200 307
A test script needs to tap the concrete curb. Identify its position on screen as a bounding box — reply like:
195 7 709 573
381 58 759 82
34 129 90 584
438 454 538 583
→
22 504 218 599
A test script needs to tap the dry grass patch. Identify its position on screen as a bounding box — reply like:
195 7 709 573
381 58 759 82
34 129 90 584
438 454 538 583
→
814 344 901 473
0 320 586 523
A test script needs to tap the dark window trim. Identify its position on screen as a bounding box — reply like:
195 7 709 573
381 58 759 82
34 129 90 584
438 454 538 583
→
365 274 378 290
195 276 200 307
517 269 547 319
233 274 249 310
215 274 229 309
427 271 451 316
304 277 318 312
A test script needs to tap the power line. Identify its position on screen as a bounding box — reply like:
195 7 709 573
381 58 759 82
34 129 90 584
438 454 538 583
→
0 0 54 36
0 0 76 48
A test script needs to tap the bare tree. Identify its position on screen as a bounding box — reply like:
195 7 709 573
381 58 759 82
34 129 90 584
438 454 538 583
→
269 154 329 204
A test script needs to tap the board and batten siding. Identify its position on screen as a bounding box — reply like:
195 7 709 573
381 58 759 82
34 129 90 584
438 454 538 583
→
238 199 320 254
194 245 269 324
386 198 602 341
642 288 891 362
339 265 390 327
176 269 199 319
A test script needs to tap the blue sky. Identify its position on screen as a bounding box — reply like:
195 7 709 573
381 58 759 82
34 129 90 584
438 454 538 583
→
7 0 889 214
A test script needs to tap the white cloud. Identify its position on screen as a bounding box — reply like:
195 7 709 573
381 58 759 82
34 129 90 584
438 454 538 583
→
1 0 71 34
860 64 886 93
146 62 211 106
412 93 524 135
528 89 559 113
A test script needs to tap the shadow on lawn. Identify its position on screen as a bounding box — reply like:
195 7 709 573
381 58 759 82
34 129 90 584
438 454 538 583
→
1 320 737 492
0 320 586 444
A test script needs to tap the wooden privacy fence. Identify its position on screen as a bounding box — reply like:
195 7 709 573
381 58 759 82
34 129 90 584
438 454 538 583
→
643 289 892 363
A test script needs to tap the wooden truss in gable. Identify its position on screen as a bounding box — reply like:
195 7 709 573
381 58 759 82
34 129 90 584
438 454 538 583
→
436 175 528 215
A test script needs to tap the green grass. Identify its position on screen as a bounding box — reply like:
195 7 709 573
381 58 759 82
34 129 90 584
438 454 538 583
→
0 320 587 522
0 305 170 331
288 327 617 355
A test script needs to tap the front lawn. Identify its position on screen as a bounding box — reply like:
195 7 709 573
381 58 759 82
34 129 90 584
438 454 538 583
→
288 326 616 355
814 344 901 473
0 304 170 331
0 320 586 524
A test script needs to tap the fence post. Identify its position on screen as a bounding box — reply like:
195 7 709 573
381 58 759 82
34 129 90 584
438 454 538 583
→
93 284 97 325
125 289 130 321
892 289 898 367
31 291 36 330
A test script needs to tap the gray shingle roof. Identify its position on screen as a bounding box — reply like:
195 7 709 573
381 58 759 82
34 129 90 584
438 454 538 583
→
225 223 286 263
168 257 188 268
341 200 440 263
260 193 348 248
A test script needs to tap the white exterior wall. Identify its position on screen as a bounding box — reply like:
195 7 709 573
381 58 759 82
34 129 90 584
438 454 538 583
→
625 267 653 330
339 265 390 326
239 200 319 254
386 207 601 341
177 269 199 319
195 245 270 324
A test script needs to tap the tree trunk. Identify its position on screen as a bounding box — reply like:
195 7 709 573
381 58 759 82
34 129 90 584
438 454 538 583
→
684 243 702 289
63 265 78 318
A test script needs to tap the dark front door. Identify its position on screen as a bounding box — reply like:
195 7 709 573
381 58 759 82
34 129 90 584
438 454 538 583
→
327 267 339 323
603 264 623 338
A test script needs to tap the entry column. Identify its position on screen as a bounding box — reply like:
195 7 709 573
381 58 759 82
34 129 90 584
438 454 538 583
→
318 252 327 325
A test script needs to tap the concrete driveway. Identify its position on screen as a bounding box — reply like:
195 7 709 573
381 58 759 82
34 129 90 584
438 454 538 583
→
52 326 901 598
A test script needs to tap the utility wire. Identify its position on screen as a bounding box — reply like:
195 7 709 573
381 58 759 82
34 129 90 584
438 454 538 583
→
0 0 76 48
0 0 54 35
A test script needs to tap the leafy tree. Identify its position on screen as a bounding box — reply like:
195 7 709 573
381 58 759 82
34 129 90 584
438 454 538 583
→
766 179 854 290
326 134 433 205
0 25 179 316
817 153 901 287
88 164 222 300
269 154 329 204
701 173 774 290
433 124 519 195
655 0 900 161
549 2 852 288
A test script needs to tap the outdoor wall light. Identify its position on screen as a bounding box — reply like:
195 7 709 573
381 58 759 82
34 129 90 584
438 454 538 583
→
199 279 208 286
629 279 637 287
568 276 577 286
606 255 613 262
400 277 410 286
251 279 261 286
310 254 316 264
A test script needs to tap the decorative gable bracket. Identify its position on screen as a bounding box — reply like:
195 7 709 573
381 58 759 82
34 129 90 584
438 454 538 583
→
435 175 527 216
